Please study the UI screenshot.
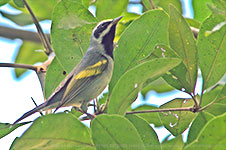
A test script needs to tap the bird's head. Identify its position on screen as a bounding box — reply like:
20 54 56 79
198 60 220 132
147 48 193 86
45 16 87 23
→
90 16 123 58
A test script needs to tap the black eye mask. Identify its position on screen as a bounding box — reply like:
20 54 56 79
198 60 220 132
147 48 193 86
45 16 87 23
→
94 21 111 39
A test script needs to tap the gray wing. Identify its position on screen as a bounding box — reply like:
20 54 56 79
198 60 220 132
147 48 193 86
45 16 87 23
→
54 51 108 111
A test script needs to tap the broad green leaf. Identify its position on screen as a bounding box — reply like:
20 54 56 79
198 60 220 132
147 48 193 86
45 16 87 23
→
1 12 33 26
70 108 83 118
204 103 226 116
192 0 212 22
168 5 198 93
159 98 197 136
141 77 174 97
142 0 182 14
114 12 140 42
91 114 145 149
13 0 24 8
187 112 215 144
44 57 67 98
185 113 226 150
126 114 161 150
96 0 129 20
162 135 184 150
215 84 226 104
110 10 169 91
131 105 162 127
10 0 58 20
201 85 223 107
212 0 226 12
207 2 226 17
51 0 97 72
108 58 181 115
14 41 47 78
12 113 94 149
201 84 226 116
0 122 31 139
198 14 226 90
82 0 95 8
147 44 192 93
185 18 201 29
0 0 10 6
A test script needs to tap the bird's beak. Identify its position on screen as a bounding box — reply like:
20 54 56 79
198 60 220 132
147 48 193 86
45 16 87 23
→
112 16 123 25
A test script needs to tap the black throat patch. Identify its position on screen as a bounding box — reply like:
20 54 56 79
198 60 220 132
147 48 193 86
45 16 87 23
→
101 24 116 59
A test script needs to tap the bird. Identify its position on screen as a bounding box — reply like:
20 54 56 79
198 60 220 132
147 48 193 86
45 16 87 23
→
12 16 123 126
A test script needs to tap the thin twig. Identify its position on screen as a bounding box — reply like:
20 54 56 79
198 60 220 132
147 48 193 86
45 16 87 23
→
189 93 199 110
22 0 53 55
149 0 155 9
0 63 38 71
126 107 194 115
31 97 43 116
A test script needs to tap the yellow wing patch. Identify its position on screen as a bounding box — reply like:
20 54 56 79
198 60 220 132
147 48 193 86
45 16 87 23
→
75 59 107 79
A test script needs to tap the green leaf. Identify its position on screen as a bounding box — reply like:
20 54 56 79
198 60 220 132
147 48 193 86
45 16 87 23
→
0 122 31 139
96 0 129 20
0 0 10 6
201 85 223 107
131 105 162 127
141 77 174 97
192 0 212 22
126 114 161 150
1 12 33 26
215 84 226 104
109 10 169 92
14 41 47 78
198 14 226 90
212 0 226 14
168 5 198 93
44 57 67 98
185 18 201 29
148 44 192 93
159 98 197 136
142 0 182 14
108 58 181 115
187 112 215 144
13 0 24 8
185 113 226 150
51 0 97 72
204 103 226 116
82 0 95 8
12 113 94 149
114 12 140 42
91 114 145 149
162 135 184 150
10 0 58 20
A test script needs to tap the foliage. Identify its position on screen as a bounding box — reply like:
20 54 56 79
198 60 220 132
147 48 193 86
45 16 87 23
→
0 0 226 149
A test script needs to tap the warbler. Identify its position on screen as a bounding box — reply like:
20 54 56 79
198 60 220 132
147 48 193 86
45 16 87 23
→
13 16 123 125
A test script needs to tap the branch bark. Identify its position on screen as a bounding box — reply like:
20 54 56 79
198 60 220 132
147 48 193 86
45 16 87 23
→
0 63 38 71
0 26 50 44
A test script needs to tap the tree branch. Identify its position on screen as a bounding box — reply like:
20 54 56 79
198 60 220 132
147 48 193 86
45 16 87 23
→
0 63 38 71
22 0 53 55
126 107 194 115
0 26 50 44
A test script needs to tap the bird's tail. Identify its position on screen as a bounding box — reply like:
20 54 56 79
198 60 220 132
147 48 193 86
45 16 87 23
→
12 102 47 126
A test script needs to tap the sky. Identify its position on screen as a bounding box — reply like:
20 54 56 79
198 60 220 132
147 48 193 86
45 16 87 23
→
0 0 195 149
